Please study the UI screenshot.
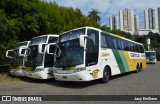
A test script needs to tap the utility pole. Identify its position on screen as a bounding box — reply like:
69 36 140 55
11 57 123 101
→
146 36 150 51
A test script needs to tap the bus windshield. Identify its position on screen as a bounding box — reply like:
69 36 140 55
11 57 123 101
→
25 36 47 68
10 42 28 67
55 39 84 67
30 36 47 45
145 52 156 58
25 45 43 67
55 29 85 67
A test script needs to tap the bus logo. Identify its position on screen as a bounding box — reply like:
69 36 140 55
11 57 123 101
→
90 69 99 78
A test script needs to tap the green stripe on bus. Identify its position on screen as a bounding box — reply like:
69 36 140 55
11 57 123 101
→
112 49 126 73
118 51 130 72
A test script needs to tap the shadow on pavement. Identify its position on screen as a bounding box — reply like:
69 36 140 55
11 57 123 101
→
4 70 141 89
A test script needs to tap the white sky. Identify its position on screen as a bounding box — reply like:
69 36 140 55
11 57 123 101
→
46 0 160 29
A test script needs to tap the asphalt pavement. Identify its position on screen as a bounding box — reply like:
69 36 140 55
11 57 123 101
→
0 61 160 104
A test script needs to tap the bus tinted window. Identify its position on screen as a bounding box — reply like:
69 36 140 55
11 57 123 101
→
101 32 144 53
101 33 107 48
107 35 113 49
48 37 58 43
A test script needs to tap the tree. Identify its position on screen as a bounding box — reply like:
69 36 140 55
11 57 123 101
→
88 9 101 24
0 0 101 63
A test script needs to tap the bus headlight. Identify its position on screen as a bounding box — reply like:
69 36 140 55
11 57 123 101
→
74 67 86 73
35 68 44 72
54 69 57 73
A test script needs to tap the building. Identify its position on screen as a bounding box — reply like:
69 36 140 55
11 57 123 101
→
158 7 160 32
144 8 158 30
133 29 159 35
119 8 138 33
134 15 139 30
109 15 119 30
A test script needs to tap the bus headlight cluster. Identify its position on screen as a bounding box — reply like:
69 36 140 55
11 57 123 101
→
35 68 44 72
74 67 86 73
53 69 57 73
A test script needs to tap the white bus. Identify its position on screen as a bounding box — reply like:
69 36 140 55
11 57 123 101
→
25 35 59 79
48 27 146 83
145 51 157 64
6 41 30 76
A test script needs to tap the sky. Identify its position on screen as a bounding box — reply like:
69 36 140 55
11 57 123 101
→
46 0 160 29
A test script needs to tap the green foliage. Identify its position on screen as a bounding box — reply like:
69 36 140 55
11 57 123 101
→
0 0 100 63
88 9 101 24
0 0 160 64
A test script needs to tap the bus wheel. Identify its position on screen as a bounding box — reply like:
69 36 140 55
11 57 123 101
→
100 67 110 83
136 64 141 73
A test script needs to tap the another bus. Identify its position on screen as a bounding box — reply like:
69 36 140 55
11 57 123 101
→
145 51 157 64
25 35 59 79
47 27 146 83
6 41 30 76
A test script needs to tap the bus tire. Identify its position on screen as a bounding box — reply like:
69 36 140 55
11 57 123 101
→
136 64 141 73
140 64 143 72
100 67 110 83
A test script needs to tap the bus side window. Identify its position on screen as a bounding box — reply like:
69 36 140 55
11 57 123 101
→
107 36 112 49
140 45 144 53
101 33 107 48
113 38 117 49
116 39 122 50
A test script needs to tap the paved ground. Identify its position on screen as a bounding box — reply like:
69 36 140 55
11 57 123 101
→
0 62 160 104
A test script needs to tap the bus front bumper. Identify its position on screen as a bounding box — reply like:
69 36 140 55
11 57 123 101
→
146 59 157 64
25 70 54 79
54 71 88 81
10 69 25 76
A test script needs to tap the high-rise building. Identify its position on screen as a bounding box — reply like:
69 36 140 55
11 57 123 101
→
119 8 135 32
109 15 119 30
144 8 158 30
158 7 160 32
134 15 139 30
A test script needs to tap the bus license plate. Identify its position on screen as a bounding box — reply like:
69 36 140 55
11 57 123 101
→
25 67 30 72
62 76 67 79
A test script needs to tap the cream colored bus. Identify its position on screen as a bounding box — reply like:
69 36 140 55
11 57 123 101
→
6 41 30 76
25 35 58 79
48 27 146 83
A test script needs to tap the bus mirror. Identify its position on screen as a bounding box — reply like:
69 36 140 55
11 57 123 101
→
6 49 15 58
38 43 47 54
80 35 87 48
47 43 56 55
47 43 61 57
26 48 31 56
19 46 27 56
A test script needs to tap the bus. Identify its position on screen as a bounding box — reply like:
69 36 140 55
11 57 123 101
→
47 27 146 83
6 41 30 76
145 51 157 64
24 35 59 79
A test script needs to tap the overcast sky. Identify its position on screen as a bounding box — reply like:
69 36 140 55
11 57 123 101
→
46 0 160 29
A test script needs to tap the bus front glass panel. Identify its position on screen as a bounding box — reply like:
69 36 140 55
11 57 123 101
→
55 29 85 67
10 42 28 67
25 36 47 69
145 52 156 59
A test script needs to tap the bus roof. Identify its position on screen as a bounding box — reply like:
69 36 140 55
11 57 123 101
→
60 26 143 46
16 41 30 45
31 34 59 40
